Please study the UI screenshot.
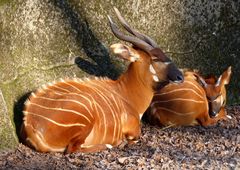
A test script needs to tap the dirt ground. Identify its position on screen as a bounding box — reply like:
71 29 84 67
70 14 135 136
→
0 106 239 170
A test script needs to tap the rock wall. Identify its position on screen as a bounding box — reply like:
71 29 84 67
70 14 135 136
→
0 0 239 150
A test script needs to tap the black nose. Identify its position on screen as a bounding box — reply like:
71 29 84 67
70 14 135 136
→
168 72 184 83
170 71 184 83
175 75 184 83
167 64 184 83
210 111 217 117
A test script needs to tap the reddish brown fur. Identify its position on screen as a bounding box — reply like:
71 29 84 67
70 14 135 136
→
21 8 184 153
21 44 180 153
146 67 232 127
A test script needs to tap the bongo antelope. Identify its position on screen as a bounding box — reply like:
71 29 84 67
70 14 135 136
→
145 67 232 127
21 7 183 153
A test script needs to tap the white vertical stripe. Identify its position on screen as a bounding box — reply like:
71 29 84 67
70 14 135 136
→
110 94 118 144
51 84 71 92
26 111 86 127
155 88 204 100
25 124 65 152
94 100 107 143
53 91 94 112
83 83 116 121
184 80 204 95
29 102 91 123
153 107 196 116
35 96 93 119
153 98 205 103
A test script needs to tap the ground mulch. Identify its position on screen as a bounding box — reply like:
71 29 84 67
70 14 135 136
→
0 106 239 169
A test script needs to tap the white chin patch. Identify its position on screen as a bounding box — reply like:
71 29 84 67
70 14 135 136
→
153 75 159 82
149 64 156 74
164 61 171 65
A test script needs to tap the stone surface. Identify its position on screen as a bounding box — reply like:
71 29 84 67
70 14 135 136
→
0 0 239 150
0 90 18 150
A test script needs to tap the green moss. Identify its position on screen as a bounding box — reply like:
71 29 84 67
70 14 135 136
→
0 127 18 150
0 0 11 7
0 86 18 150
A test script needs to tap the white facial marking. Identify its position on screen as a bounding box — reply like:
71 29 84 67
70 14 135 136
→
153 75 159 82
227 115 232 119
149 64 156 74
164 61 171 65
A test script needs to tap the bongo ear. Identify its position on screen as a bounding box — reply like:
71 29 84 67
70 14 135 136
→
216 66 232 86
110 43 139 62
